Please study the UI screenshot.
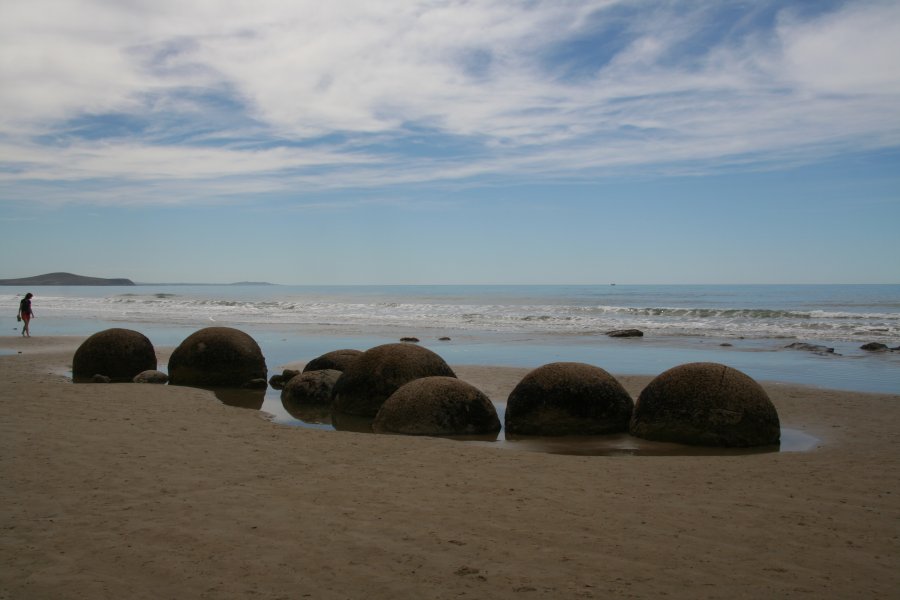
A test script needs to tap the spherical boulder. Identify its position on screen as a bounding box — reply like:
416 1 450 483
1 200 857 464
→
332 343 456 417
630 362 780 447
72 328 157 383
168 327 267 388
374 377 501 436
303 349 362 373
505 362 634 436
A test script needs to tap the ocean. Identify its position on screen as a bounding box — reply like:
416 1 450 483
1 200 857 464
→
3 284 898 399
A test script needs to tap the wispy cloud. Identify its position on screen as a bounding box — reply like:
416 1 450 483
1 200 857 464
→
1 0 898 206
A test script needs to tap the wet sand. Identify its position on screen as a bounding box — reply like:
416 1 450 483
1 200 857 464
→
1 336 898 599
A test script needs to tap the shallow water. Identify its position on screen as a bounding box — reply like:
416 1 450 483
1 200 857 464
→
6 283 898 393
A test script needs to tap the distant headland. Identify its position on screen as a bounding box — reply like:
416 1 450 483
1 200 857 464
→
0 272 135 286
0 273 276 286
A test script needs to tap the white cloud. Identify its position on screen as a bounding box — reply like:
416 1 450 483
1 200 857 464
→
1 0 899 206
778 1 900 95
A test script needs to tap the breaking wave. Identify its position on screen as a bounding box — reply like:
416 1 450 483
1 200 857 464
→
7 289 898 342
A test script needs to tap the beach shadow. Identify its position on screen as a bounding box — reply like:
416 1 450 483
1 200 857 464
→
205 387 266 410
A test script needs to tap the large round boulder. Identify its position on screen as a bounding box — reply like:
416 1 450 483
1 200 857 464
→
168 327 267 388
630 362 780 447
373 377 501 436
504 362 633 436
332 343 456 417
72 328 157 383
303 349 362 373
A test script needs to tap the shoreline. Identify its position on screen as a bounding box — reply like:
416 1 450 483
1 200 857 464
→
5 317 899 394
2 336 899 598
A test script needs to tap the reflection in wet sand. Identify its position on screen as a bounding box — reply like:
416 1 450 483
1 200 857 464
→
479 428 817 456
281 397 332 425
331 410 375 433
265 387 821 456
208 387 265 410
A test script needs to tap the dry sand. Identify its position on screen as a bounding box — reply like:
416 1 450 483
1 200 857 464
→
1 336 898 599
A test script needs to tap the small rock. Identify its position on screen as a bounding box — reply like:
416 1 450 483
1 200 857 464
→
92 374 112 383
860 342 889 352
439 336 452 341
606 329 644 338
133 370 169 384
400 337 420 343
720 343 733 347
784 342 836 355
269 369 301 389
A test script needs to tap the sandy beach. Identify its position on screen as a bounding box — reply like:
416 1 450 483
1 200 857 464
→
2 335 898 599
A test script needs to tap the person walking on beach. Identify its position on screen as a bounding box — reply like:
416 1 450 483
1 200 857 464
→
17 293 34 337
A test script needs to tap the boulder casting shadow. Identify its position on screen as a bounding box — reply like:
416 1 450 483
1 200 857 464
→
373 376 501 436
332 343 456 417
504 362 634 436
168 327 267 388
629 362 780 447
73 328 157 383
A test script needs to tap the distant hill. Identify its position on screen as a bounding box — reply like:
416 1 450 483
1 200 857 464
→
0 272 135 286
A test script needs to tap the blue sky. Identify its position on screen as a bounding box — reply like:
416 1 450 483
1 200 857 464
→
1 0 898 284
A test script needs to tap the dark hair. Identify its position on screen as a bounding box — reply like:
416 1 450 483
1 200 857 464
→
25 293 33 299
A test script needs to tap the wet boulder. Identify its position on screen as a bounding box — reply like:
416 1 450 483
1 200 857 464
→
168 327 267 388
860 342 888 352
282 369 342 407
302 349 362 373
332 343 456 417
630 362 780 447
784 342 836 355
606 329 644 338
281 370 340 424
504 362 634 436
73 328 157 383
374 376 501 436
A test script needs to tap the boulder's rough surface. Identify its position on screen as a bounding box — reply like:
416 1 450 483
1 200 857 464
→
373 377 501 436
72 328 157 383
133 370 169 384
504 362 633 436
302 349 362 373
168 327 267 388
332 343 456 417
281 369 341 407
630 362 780 447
